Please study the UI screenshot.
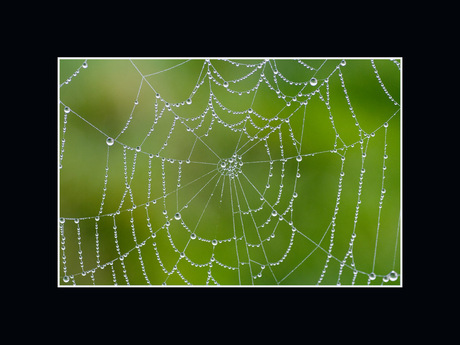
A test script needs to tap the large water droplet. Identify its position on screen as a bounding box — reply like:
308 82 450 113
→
63 275 70 283
64 106 71 114
82 62 88 69
296 155 302 162
389 270 398 281
223 81 229 88
212 239 218 246
59 217 65 224
106 137 114 146
186 98 192 105
310 77 318 86
174 212 181 221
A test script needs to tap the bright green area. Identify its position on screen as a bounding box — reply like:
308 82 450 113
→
59 58 401 286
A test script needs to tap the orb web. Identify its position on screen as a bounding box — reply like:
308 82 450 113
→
58 58 401 286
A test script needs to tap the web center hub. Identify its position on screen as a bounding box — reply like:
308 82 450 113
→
217 154 243 179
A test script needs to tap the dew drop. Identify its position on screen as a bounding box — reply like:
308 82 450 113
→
74 218 79 224
64 106 71 114
369 272 376 280
296 155 302 162
156 93 161 98
223 81 229 88
174 212 181 221
180 252 185 258
340 59 346 66
135 146 141 152
186 98 192 105
63 275 70 283
59 217 65 224
82 62 88 69
212 239 218 246
134 100 139 105
384 122 389 128
106 137 114 146
310 77 318 86
190 233 196 240
271 210 277 217
248 108 253 113
389 270 398 281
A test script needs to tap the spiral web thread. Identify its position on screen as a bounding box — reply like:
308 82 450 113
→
58 57 401 286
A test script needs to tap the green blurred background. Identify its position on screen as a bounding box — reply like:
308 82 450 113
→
59 58 401 286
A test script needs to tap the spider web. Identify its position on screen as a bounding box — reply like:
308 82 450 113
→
58 57 401 286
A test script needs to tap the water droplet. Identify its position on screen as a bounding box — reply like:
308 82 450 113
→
248 108 253 113
389 270 398 281
190 233 196 240
106 137 114 146
156 93 160 98
381 188 386 194
64 106 71 114
174 212 181 220
74 218 79 224
340 59 346 66
59 217 65 224
384 122 389 128
271 210 277 217
82 62 88 68
180 252 185 258
369 272 376 280
186 98 192 105
63 275 70 283
384 154 388 159
135 146 141 152
212 239 218 246
296 155 302 162
134 100 139 105
361 168 366 174
310 77 318 86
220 162 226 168
223 81 229 88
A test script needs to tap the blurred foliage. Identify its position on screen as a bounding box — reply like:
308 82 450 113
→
59 58 400 285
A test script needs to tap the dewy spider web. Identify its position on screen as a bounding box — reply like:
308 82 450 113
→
58 58 401 286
